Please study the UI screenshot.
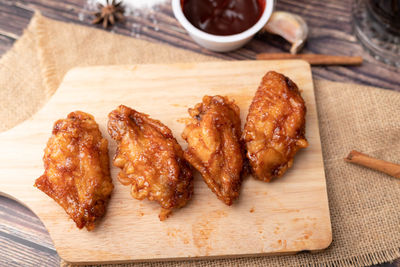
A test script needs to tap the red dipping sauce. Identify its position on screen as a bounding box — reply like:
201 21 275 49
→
182 0 266 36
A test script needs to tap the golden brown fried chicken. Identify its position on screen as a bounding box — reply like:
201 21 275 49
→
107 105 193 220
243 71 308 182
182 96 244 205
35 111 113 230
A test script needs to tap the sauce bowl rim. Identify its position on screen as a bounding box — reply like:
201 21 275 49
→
172 0 275 43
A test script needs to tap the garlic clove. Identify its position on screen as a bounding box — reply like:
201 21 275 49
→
261 11 309 54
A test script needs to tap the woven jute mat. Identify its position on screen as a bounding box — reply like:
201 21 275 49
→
1 12 399 267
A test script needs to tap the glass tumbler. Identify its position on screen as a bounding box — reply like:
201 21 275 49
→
353 0 400 67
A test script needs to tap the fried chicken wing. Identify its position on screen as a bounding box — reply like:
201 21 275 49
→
182 96 243 205
35 111 113 230
107 105 193 220
243 71 308 182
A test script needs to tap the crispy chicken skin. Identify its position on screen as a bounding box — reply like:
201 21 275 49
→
243 71 308 182
107 105 193 220
35 111 113 231
182 96 244 205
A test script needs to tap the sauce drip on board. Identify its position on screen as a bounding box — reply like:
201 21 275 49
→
182 0 266 36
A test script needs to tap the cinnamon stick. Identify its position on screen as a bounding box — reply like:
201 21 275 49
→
256 53 363 66
345 150 400 179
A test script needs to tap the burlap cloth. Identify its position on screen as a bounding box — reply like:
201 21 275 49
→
1 12 399 267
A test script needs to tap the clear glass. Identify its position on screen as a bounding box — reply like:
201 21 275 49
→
352 0 400 67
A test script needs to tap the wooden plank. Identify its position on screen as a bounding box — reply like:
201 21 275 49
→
0 60 331 264
0 197 59 267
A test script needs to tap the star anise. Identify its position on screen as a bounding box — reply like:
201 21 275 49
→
92 0 125 29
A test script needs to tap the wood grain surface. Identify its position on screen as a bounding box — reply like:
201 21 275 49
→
0 61 331 264
0 0 399 266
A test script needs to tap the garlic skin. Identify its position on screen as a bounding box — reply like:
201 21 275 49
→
261 11 309 54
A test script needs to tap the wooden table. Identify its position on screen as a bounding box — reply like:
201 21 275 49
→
0 0 399 266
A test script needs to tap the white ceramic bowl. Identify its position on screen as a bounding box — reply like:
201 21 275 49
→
172 0 275 52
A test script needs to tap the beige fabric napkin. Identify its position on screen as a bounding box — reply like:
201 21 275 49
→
1 12 399 267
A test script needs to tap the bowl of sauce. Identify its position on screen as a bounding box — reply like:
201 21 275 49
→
172 0 275 52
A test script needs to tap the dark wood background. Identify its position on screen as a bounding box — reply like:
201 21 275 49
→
0 0 399 266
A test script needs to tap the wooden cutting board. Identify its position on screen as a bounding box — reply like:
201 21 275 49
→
0 60 331 264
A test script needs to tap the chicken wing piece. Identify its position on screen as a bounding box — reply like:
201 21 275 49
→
35 111 113 230
243 71 308 182
107 105 193 220
182 96 244 205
